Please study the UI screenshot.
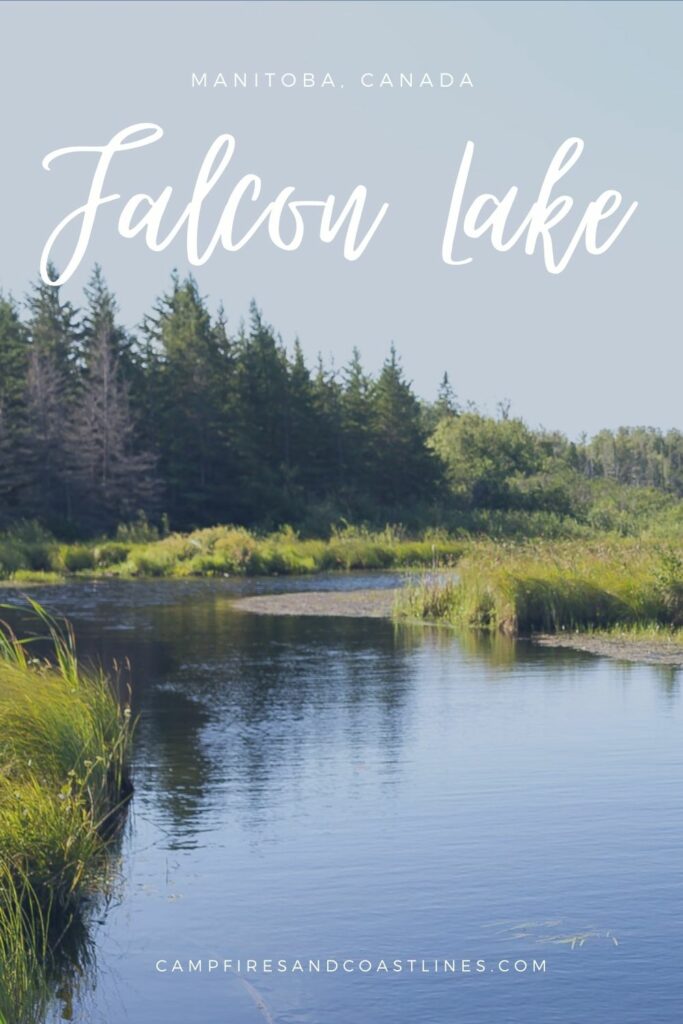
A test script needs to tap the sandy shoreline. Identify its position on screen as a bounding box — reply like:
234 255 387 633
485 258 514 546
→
233 588 683 666
232 588 397 619
534 633 683 666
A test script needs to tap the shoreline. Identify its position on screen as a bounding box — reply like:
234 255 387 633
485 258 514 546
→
233 589 683 666
533 632 683 666
233 588 397 619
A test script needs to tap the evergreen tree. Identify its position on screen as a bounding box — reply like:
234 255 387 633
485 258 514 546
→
24 270 80 524
436 372 458 418
340 347 373 510
81 265 136 376
0 265 681 537
142 274 231 526
310 354 343 504
0 296 31 518
369 344 436 508
65 268 157 529
282 339 317 500
231 303 290 523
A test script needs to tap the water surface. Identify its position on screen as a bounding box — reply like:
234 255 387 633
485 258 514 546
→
8 576 681 1024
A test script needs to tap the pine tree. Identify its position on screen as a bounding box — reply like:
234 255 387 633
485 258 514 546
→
369 344 436 508
340 347 373 510
65 268 158 529
0 296 31 519
231 303 290 523
310 354 343 503
142 274 231 525
282 339 317 500
436 372 458 418
81 265 136 376
24 269 81 524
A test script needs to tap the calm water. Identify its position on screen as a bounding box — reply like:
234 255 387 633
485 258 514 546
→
8 576 682 1024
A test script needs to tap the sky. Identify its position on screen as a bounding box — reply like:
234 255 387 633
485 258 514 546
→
0 0 681 436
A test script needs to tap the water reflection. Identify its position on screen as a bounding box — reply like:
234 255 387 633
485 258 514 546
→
655 665 681 700
132 603 422 842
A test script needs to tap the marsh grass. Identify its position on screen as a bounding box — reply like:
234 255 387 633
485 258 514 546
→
0 864 49 1023
396 539 683 636
0 523 468 581
0 600 132 1022
0 507 680 584
106 524 468 577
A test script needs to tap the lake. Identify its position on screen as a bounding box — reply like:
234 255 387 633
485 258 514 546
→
8 574 680 1024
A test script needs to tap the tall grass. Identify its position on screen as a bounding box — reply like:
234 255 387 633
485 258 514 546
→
0 601 132 1023
120 524 466 577
0 500 681 583
396 539 683 635
0 861 52 1024
0 522 468 581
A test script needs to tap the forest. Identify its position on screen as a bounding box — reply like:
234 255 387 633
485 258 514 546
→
0 265 682 540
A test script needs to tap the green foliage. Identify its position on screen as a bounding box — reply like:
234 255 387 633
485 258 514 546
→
0 603 132 1021
1 267 683 537
115 511 159 544
368 345 438 507
585 426 683 493
0 490 680 585
0 295 32 519
652 545 683 626
92 541 131 567
397 537 683 635
110 523 467 578
430 411 540 507
60 544 96 573
0 521 473 581
0 861 49 1024
0 522 61 576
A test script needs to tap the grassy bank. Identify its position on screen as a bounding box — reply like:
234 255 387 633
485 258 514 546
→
1 496 681 583
0 522 468 581
0 604 132 1023
396 539 683 636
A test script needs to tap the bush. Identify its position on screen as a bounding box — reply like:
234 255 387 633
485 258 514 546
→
92 542 131 568
60 545 97 573
0 542 27 577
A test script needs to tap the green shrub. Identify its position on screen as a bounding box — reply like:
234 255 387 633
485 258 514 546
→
60 545 97 573
123 550 173 577
92 542 130 568
0 542 28 577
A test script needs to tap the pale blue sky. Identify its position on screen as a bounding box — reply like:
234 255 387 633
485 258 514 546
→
0 1 681 435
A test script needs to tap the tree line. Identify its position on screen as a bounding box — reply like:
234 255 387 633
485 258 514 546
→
0 267 681 537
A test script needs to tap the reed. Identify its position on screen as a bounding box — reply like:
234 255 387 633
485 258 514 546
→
396 539 683 635
0 601 132 1022
0 863 50 1024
